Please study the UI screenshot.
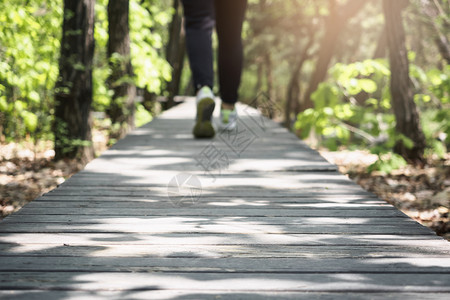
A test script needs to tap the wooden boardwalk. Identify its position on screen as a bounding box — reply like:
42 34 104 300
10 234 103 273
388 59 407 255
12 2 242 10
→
1 98 449 299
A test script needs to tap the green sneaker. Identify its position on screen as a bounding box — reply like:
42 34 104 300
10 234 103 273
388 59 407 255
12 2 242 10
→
218 106 237 131
193 86 216 138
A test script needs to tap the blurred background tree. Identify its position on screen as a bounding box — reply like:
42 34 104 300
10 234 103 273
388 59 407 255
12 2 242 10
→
54 0 95 162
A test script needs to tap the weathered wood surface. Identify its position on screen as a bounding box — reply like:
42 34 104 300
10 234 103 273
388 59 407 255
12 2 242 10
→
0 98 449 299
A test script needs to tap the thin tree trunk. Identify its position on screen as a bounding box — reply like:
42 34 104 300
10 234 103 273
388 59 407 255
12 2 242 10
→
264 52 275 119
107 0 136 139
420 0 450 63
383 0 426 164
301 0 367 111
254 61 263 97
285 60 301 129
54 0 95 162
142 88 157 114
373 26 388 59
166 0 186 108
285 35 314 128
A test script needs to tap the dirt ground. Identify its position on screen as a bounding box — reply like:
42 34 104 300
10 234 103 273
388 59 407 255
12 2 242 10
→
320 150 450 241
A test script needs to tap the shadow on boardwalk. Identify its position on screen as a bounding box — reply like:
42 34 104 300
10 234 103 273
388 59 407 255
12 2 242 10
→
0 99 449 299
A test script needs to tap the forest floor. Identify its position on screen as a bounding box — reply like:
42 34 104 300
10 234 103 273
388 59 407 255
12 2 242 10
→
0 129 449 241
320 150 450 241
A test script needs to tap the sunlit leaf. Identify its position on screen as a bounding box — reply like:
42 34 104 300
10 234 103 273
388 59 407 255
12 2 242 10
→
14 100 26 112
427 69 444 86
359 79 377 93
20 110 38 132
0 96 7 112
28 91 40 103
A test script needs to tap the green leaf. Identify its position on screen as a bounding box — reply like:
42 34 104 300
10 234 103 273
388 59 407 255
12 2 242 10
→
380 98 391 110
0 96 7 112
429 140 446 158
311 83 339 109
28 90 40 103
414 94 431 103
398 134 414 150
346 78 361 95
408 51 416 62
14 100 26 112
20 110 38 132
427 69 444 86
368 153 407 174
135 103 152 127
359 79 377 93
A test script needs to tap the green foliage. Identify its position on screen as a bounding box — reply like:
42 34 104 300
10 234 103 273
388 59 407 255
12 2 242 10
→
130 0 172 93
92 0 112 112
411 64 450 149
295 59 449 173
92 0 171 113
368 153 407 174
0 0 62 141
0 0 171 148
135 103 153 127
54 119 92 156
296 59 392 151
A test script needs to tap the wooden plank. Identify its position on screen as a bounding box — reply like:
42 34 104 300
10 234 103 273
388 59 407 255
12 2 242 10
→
61 171 353 182
1 244 449 258
39 191 376 199
35 193 381 199
79 148 337 173
37 180 374 196
1 215 414 225
20 201 394 209
0 291 449 300
30 196 391 208
51 178 367 191
0 223 433 235
0 257 450 273
12 207 408 218
0 233 446 246
41 188 375 197
0 272 449 292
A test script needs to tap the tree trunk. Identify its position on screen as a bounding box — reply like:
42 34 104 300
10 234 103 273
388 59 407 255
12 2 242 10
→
285 61 301 129
419 0 450 64
54 0 95 163
285 34 314 128
301 0 367 111
264 52 275 119
254 61 263 97
107 0 136 139
373 26 387 59
166 0 186 109
383 0 426 164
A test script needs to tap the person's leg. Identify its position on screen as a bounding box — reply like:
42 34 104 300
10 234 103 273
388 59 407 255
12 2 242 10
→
181 0 215 92
182 0 216 138
214 0 247 106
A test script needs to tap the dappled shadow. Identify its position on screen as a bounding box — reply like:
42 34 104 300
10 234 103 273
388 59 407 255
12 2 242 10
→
1 100 450 299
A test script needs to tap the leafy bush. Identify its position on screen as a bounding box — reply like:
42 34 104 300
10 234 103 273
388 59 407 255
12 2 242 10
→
93 0 172 115
295 58 449 173
0 0 62 142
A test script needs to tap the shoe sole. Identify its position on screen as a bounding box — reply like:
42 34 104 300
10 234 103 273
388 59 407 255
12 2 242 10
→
193 98 216 138
218 122 237 131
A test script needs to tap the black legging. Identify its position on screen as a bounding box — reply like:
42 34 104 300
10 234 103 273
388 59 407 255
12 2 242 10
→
182 0 247 104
